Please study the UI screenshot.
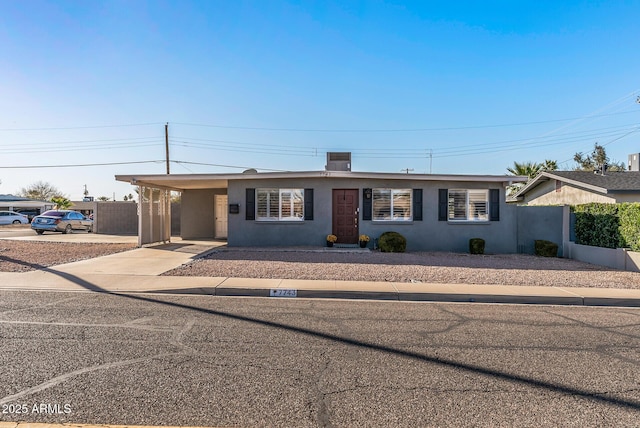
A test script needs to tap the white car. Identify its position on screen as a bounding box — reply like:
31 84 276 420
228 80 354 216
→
0 210 29 225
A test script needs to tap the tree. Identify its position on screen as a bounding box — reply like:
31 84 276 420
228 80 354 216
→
97 196 111 201
574 143 625 172
51 196 72 209
506 160 558 196
507 161 541 179
18 181 63 201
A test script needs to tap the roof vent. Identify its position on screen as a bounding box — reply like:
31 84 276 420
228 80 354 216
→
325 152 351 171
242 168 258 174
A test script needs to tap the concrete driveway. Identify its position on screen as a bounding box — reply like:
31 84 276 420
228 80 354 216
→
0 225 138 244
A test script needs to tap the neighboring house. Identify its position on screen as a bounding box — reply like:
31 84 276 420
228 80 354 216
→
0 194 54 219
509 171 640 205
116 153 534 253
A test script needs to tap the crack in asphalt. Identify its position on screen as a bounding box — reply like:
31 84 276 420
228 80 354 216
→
0 295 83 317
0 352 183 406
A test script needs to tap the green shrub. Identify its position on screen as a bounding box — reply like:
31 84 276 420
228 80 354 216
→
618 203 640 251
378 231 407 253
469 238 485 255
534 240 558 257
573 203 622 249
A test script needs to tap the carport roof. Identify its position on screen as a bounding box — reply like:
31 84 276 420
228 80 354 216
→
0 194 49 203
115 171 526 191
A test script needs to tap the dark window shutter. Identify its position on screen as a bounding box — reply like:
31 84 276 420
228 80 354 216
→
438 189 448 221
413 189 423 221
246 188 255 220
489 188 500 221
304 188 314 220
362 188 372 221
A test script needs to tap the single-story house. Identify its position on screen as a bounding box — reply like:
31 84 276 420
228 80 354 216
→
0 194 54 219
116 153 535 253
509 171 640 205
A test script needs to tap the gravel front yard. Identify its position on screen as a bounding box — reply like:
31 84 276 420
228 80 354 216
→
0 240 137 272
163 249 640 289
2 236 640 289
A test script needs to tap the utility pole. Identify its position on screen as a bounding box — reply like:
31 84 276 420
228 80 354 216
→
401 168 414 174
165 122 170 174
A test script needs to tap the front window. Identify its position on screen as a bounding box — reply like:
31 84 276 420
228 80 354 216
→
448 190 488 221
256 189 304 221
373 189 412 221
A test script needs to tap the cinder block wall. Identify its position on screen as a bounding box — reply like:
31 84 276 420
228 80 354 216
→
95 202 138 234
515 205 564 255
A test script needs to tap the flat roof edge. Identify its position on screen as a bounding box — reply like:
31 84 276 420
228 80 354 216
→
116 171 526 183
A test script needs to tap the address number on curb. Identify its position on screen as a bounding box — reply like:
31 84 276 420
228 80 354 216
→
270 289 298 297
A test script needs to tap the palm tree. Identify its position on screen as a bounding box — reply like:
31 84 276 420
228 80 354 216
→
51 196 72 209
540 159 558 172
507 161 542 179
506 160 558 196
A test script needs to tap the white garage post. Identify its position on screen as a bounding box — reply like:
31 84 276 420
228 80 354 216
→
136 186 171 246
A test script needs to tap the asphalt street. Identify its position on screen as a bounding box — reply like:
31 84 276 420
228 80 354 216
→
1 290 639 427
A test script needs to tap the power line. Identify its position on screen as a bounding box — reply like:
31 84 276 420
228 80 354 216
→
0 136 161 148
171 109 639 133
0 142 160 155
0 122 164 132
172 161 289 172
0 160 165 169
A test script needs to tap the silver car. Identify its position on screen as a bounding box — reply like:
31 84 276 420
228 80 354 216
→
31 210 93 234
0 210 29 225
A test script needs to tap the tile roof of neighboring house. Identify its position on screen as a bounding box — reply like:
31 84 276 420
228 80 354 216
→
512 171 640 200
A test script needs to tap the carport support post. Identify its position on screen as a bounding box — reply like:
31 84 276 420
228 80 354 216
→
160 189 170 243
136 185 144 247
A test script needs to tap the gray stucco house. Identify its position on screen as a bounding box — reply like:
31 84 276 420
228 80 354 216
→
509 171 640 205
116 154 529 252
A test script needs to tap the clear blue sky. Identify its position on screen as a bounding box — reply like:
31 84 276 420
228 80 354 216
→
1 0 639 200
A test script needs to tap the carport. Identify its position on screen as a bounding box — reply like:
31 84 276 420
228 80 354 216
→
115 174 230 246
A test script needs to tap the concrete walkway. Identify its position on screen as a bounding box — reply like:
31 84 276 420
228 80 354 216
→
1 239 640 307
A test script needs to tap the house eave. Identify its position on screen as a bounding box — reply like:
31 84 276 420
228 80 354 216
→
511 171 610 199
116 171 528 191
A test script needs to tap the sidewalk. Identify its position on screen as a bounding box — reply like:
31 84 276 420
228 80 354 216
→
1 241 640 307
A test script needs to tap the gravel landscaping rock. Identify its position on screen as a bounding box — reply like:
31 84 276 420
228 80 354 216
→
0 240 137 272
3 237 640 290
163 249 640 289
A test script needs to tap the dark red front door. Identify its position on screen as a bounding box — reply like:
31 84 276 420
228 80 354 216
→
332 189 359 244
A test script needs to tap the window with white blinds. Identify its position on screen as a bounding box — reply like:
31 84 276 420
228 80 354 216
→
372 189 412 221
448 190 488 221
256 189 304 221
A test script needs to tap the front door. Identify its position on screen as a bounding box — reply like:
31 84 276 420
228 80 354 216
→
214 194 228 239
332 189 359 244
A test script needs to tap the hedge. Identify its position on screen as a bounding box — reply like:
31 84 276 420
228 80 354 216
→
618 203 640 252
573 203 640 251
